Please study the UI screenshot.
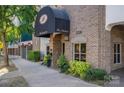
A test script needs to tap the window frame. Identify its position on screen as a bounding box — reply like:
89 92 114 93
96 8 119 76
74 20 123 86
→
113 43 122 64
73 43 86 61
62 43 65 54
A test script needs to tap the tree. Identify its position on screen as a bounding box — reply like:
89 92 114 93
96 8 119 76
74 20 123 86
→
0 41 3 49
0 6 37 66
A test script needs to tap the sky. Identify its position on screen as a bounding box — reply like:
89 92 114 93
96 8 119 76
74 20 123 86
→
106 5 124 30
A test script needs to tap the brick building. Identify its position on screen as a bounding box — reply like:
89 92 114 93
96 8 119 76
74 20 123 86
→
8 31 32 59
34 5 124 73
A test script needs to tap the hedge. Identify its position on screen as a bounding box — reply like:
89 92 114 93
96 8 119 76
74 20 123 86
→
27 51 40 62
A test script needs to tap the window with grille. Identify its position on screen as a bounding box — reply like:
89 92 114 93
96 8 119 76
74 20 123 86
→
73 43 86 61
114 43 121 64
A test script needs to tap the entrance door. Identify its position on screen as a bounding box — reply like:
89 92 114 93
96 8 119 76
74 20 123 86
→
40 37 49 56
114 43 121 64
46 46 50 55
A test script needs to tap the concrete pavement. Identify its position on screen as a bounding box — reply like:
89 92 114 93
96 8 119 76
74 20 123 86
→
10 56 98 87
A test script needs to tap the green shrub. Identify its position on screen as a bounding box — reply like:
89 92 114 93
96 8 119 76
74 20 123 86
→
27 51 40 62
43 54 51 65
84 68 107 81
104 75 112 82
68 60 91 78
57 54 69 73
34 51 40 61
27 51 34 61
43 55 48 65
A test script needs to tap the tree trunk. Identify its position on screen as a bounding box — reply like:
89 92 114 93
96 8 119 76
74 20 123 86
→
2 32 9 66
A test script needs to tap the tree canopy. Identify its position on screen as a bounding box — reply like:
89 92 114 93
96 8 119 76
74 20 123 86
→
0 5 37 43
0 41 3 48
0 5 38 66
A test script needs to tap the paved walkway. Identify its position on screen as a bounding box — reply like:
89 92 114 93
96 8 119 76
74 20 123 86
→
109 68 124 87
10 56 98 87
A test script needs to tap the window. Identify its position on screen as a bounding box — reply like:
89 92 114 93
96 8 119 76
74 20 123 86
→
114 43 121 64
62 43 65 54
73 43 86 61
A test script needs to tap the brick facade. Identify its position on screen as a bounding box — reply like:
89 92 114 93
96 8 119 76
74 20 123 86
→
50 34 62 68
46 5 111 72
61 5 111 72
33 5 124 73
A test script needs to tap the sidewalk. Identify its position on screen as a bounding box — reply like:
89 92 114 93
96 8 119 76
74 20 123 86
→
10 56 98 87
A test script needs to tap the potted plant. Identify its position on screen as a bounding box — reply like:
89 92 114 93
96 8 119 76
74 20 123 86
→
47 54 51 67
43 54 51 67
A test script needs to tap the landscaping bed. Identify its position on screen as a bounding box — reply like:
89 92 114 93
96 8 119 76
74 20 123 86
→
56 54 112 86
0 60 17 74
0 76 29 87
0 56 29 87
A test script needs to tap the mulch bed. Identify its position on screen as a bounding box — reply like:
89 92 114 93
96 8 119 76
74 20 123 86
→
0 56 17 72
0 63 17 72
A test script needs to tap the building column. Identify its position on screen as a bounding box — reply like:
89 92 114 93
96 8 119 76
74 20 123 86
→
50 34 62 68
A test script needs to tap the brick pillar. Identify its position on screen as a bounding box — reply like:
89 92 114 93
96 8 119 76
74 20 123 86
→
50 34 62 68
98 6 111 73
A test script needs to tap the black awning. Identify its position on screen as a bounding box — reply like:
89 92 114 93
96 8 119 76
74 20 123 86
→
35 6 70 37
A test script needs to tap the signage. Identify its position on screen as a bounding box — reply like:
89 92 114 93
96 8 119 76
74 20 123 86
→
76 31 82 34
39 31 48 35
39 14 48 24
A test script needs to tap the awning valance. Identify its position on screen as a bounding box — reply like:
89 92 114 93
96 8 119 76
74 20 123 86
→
35 6 70 37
